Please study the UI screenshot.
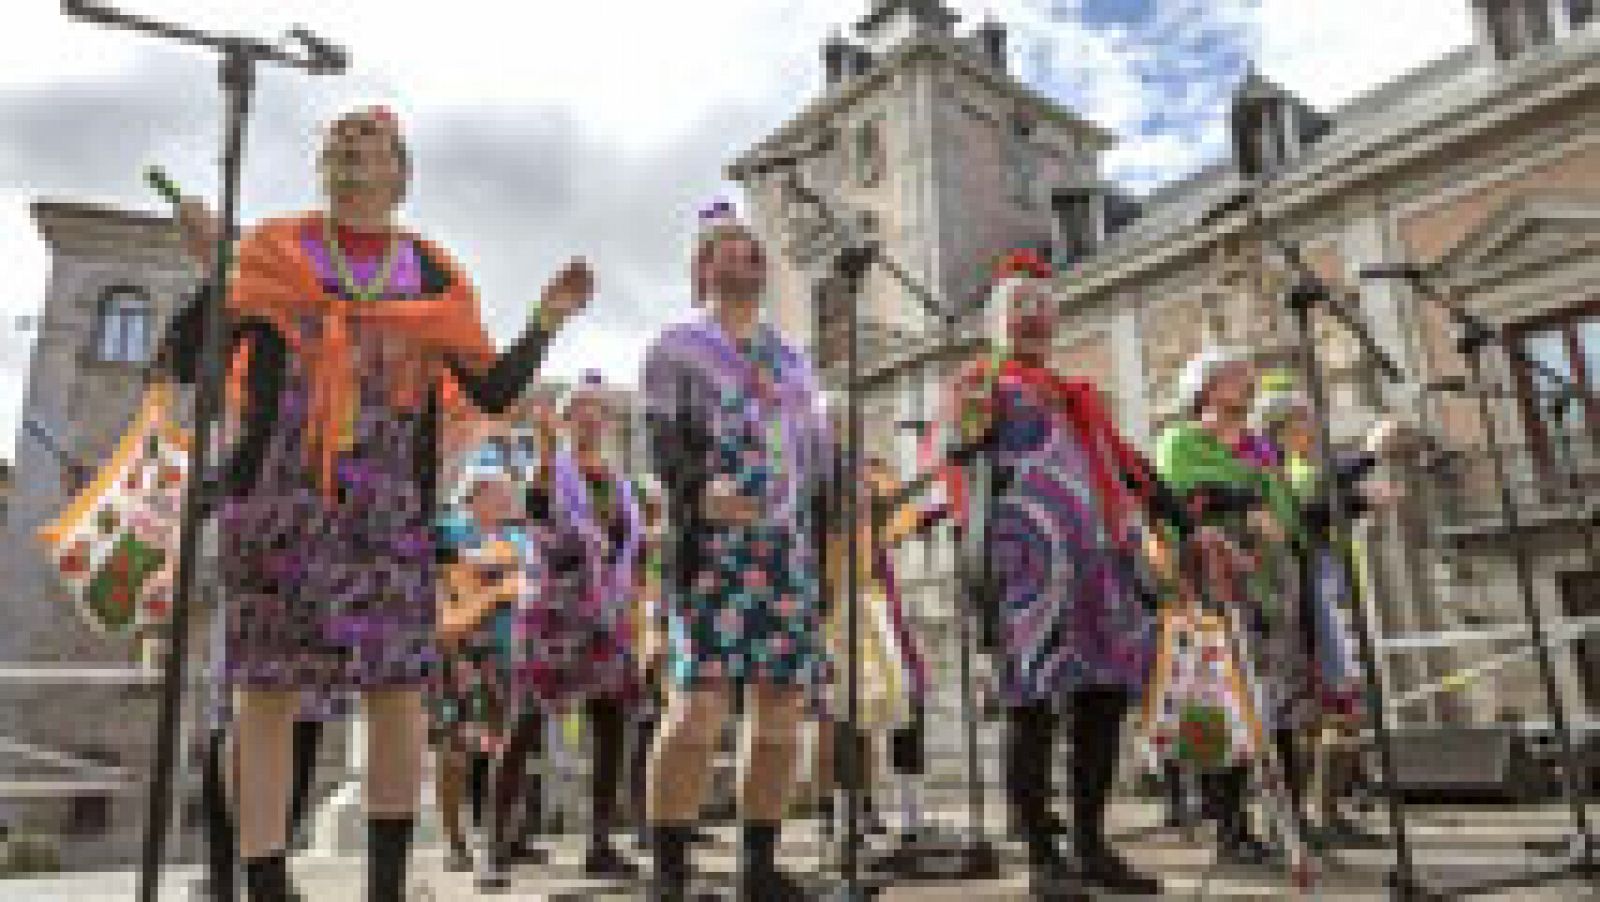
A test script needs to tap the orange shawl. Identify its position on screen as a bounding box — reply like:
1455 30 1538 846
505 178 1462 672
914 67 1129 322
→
226 213 494 497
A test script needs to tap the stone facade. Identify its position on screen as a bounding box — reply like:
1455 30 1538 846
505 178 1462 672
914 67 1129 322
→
734 1 1599 754
0 202 201 868
1059 21 1600 734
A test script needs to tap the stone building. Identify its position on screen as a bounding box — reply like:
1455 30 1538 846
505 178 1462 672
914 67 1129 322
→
729 0 1137 776
0 201 197 868
1053 0 1598 738
2 199 653 864
731 0 1598 769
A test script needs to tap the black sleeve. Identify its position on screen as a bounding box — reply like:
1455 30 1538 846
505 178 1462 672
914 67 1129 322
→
1132 470 1194 538
445 321 554 416
645 375 714 597
408 242 553 416
1179 483 1265 528
156 286 286 502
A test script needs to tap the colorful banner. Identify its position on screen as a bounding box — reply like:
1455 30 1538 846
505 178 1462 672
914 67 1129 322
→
1141 606 1266 772
36 383 190 635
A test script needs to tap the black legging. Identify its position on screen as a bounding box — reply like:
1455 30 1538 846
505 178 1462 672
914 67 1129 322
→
1003 688 1132 845
586 696 629 840
489 708 543 855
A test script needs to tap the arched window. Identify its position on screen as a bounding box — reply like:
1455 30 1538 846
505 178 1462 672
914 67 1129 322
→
94 287 153 364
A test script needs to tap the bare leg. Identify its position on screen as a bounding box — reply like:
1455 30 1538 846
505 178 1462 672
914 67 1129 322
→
645 685 730 897
234 689 299 900
363 689 424 902
435 735 471 869
234 690 298 860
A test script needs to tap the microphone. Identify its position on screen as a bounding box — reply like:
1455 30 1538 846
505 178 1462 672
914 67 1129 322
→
286 27 349 74
1359 265 1431 282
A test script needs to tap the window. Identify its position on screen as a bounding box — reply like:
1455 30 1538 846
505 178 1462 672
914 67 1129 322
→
1006 120 1038 208
1053 191 1098 266
1483 0 1557 59
855 119 884 187
94 287 153 364
1573 0 1597 29
1510 305 1599 462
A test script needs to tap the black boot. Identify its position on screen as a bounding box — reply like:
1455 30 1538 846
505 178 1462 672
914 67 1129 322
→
1075 826 1162 895
366 818 413 902
243 854 302 902
584 830 638 878
1004 702 1062 839
648 823 692 902
1213 769 1273 867
1023 826 1076 886
737 821 807 901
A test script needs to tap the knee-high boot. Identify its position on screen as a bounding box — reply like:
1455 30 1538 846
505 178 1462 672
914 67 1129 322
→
1211 766 1272 865
648 822 692 902
242 854 301 902
1004 701 1068 877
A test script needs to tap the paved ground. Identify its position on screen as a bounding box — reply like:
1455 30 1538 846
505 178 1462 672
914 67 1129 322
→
2 802 1593 900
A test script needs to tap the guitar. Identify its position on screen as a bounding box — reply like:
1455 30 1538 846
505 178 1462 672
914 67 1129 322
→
437 539 526 644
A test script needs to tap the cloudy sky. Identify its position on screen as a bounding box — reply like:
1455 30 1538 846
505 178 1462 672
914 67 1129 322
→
0 0 1475 459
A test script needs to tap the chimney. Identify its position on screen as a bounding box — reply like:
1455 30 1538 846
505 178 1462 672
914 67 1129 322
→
976 17 1008 71
825 32 858 86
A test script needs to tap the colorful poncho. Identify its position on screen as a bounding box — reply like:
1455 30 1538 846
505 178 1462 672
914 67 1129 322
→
937 356 1157 702
1153 422 1317 730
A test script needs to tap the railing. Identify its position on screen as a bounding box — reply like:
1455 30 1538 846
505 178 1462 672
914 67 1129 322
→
1416 432 1600 537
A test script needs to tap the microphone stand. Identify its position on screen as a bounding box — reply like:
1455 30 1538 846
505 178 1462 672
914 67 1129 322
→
1252 226 1424 898
59 6 347 901
771 167 998 893
1362 269 1596 888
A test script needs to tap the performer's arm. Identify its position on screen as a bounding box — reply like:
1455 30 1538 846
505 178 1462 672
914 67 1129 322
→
642 350 713 594
1300 451 1380 539
445 320 555 416
155 286 286 501
436 252 589 415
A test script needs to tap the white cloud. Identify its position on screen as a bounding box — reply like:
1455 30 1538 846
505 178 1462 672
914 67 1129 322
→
1254 0 1476 109
0 0 1492 459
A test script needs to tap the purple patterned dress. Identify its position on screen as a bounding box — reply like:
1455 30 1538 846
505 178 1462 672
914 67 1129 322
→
985 375 1153 704
215 237 438 689
515 450 642 706
158 224 553 692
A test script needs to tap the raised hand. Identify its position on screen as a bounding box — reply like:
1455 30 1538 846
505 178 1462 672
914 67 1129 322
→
538 256 595 327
